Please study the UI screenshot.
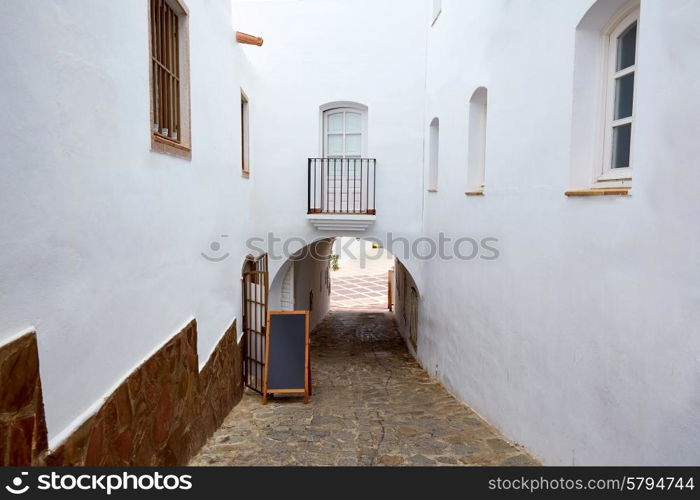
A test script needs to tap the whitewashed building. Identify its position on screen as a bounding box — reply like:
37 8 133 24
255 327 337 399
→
1 0 698 465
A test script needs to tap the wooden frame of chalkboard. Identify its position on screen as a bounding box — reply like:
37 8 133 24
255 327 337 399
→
262 310 310 404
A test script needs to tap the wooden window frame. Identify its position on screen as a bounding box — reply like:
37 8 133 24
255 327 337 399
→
148 0 191 160
241 89 250 177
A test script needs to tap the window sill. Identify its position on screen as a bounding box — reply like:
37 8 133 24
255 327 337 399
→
594 175 632 190
465 189 484 196
564 188 630 197
151 134 191 160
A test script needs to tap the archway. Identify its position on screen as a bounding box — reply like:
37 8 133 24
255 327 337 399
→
267 236 420 354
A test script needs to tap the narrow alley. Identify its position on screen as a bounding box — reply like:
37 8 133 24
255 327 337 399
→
191 311 537 466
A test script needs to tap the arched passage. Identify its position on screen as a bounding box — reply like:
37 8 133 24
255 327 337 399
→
195 236 533 468
267 236 421 352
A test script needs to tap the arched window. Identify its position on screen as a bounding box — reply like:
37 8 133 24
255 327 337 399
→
602 8 638 177
313 102 371 214
466 87 488 195
428 117 439 191
323 107 366 158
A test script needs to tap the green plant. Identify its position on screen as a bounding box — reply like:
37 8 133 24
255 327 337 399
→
330 254 340 271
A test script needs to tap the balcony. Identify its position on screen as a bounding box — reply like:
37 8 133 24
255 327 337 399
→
307 158 376 231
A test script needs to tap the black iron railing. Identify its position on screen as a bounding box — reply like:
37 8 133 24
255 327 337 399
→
307 158 376 215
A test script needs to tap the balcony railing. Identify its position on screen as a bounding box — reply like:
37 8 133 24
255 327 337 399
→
307 158 376 215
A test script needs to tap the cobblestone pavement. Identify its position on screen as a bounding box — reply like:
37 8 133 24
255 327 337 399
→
190 311 538 466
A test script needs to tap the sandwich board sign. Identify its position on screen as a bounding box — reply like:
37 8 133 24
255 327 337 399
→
263 310 310 404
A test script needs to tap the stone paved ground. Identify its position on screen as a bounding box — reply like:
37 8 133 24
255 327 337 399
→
330 273 388 310
190 311 538 466
330 241 393 310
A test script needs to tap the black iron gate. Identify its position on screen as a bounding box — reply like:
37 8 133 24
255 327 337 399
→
242 254 268 393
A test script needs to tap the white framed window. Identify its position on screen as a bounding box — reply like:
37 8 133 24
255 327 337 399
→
323 107 366 158
431 0 442 25
599 7 638 183
314 103 371 214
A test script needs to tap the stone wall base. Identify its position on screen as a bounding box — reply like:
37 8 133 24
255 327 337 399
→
0 332 48 465
0 319 243 466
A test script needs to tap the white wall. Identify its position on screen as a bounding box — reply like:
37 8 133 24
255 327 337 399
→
269 240 332 329
334 237 370 265
280 263 295 311
0 0 255 446
292 239 332 329
420 0 700 465
393 258 419 356
233 0 428 287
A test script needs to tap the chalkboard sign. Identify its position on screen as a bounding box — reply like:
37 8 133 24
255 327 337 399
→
263 311 310 404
